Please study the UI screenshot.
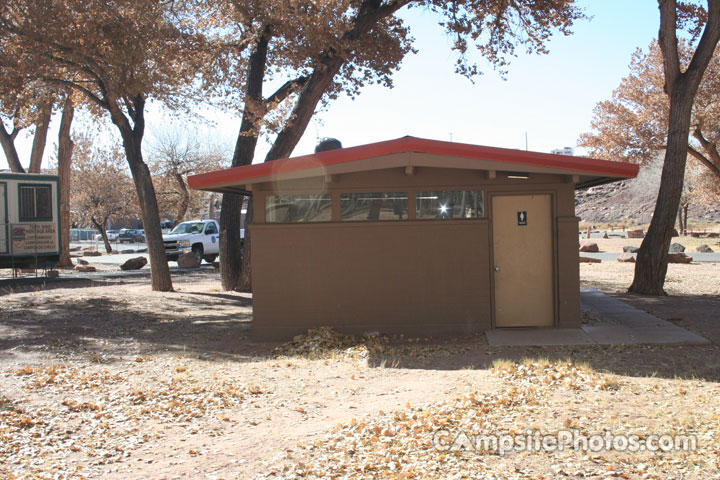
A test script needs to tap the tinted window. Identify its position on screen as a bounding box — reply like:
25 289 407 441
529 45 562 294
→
341 192 408 221
416 190 484 220
266 194 332 223
20 185 52 220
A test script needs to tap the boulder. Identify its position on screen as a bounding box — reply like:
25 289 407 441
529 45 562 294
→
623 246 639 253
667 253 692 264
696 244 714 253
120 256 148 271
671 228 679 237
668 243 685 253
77 258 89 265
75 265 97 272
120 249 135 254
69 246 82 252
627 229 644 239
617 253 635 263
83 250 102 257
177 252 199 268
707 232 719 238
579 242 599 253
579 256 602 263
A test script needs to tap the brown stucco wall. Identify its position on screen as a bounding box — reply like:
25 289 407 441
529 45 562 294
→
249 166 582 340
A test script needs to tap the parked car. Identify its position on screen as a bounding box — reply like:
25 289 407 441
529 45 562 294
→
163 220 220 264
118 229 145 243
94 230 119 242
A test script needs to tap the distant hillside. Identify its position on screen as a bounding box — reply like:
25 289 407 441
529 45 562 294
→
574 161 720 225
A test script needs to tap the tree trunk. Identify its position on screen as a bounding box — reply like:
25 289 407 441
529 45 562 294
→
91 217 112 253
629 90 693 295
677 207 684 236
208 193 216 219
629 0 720 295
29 101 53 173
682 203 688 234
56 96 75 267
238 198 253 291
0 123 24 173
173 171 190 224
220 27 269 291
220 194 244 290
111 97 173 291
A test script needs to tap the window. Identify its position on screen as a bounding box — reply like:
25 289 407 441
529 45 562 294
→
416 190 484 220
341 192 408 221
19 184 52 221
205 223 218 235
266 194 332 223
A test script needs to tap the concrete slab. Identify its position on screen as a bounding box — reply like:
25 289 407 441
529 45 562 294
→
486 328 595 346
486 289 710 346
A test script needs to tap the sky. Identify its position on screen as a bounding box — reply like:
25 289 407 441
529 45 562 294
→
2 0 662 170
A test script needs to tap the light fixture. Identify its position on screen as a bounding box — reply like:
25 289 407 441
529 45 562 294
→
507 173 530 179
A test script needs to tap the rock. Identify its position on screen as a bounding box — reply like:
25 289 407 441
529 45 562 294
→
46 270 59 278
177 252 199 268
671 228 679 237
696 244 714 253
602 232 609 239
120 256 147 271
83 250 102 257
667 253 692 264
120 249 135 254
617 253 635 263
136 248 147 253
690 232 702 238
579 242 599 253
579 256 601 263
69 246 82 252
77 258 89 265
623 246 639 253
707 232 719 238
75 265 97 272
668 243 685 253
627 229 644 239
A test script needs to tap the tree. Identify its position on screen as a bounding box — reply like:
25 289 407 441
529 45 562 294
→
630 0 720 295
55 93 74 266
71 134 137 253
579 41 720 183
217 0 585 291
0 80 54 173
0 0 214 291
148 130 228 225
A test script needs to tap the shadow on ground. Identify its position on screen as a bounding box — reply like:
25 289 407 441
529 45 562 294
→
1 280 718 382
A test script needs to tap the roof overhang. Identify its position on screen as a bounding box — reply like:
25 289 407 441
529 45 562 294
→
188 136 639 193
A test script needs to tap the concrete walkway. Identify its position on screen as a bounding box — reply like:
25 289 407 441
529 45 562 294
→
486 288 710 346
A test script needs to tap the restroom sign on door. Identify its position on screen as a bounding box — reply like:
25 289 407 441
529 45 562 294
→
517 211 527 226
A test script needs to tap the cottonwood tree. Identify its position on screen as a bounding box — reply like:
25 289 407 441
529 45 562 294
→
628 0 720 295
580 41 720 184
217 0 585 291
0 80 54 173
148 130 228 225
55 93 75 266
0 0 216 291
71 135 137 253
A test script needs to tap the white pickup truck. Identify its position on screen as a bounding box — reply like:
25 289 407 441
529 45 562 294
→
163 219 220 265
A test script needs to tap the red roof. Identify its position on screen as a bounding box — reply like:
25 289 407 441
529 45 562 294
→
188 136 638 191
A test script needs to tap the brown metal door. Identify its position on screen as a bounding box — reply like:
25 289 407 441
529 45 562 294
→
492 194 554 327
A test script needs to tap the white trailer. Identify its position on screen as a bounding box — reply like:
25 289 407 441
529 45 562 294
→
0 172 61 269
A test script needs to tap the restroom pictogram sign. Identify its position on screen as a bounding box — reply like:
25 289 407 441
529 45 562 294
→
517 211 527 226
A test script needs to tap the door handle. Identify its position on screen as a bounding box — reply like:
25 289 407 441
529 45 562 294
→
494 265 501 271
